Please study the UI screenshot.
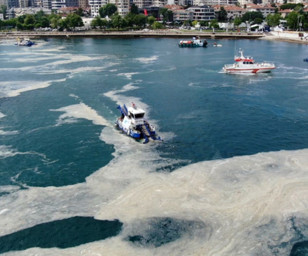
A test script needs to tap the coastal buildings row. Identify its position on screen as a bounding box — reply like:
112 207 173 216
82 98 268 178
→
1 0 308 20
2 0 308 12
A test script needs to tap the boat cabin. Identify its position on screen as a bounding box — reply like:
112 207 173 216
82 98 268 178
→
242 60 254 64
127 106 145 125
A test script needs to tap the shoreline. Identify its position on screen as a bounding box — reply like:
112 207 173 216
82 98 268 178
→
0 30 265 40
1 29 307 44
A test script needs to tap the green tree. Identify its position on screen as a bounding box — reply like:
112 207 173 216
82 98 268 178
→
16 21 24 30
241 11 263 23
4 18 17 28
286 11 298 30
34 10 45 20
58 18 68 31
49 14 61 29
75 7 83 16
38 16 49 27
22 14 35 29
130 3 139 15
147 15 156 25
91 16 103 28
159 8 167 22
159 8 173 22
99 4 117 18
24 14 35 25
17 15 26 24
280 3 303 10
183 20 191 26
192 20 198 27
134 14 147 27
199 20 209 26
152 21 163 29
1 5 7 19
65 13 83 29
166 10 173 22
124 12 135 27
209 19 219 29
253 17 263 24
217 7 227 22
111 14 127 29
266 13 281 27
233 17 242 27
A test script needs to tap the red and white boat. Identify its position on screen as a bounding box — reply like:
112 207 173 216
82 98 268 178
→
223 49 275 74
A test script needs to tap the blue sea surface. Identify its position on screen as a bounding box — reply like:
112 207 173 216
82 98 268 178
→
0 37 307 255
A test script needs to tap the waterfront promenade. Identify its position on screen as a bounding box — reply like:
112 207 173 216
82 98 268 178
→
1 29 307 44
0 29 264 40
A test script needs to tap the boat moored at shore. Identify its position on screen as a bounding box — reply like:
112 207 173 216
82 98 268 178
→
223 49 275 74
116 103 162 144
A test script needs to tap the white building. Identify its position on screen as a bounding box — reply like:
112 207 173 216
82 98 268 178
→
152 0 167 6
52 0 66 9
132 0 152 8
89 0 107 16
109 0 129 16
187 5 215 20
198 0 237 6
246 3 275 17
173 8 193 20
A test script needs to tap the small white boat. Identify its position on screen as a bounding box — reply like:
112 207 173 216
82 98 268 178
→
116 103 162 144
16 37 35 47
213 42 222 47
223 49 275 74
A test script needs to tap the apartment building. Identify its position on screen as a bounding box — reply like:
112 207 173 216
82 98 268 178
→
89 0 106 16
152 0 167 7
213 4 245 18
132 0 151 9
109 0 129 16
246 3 275 17
19 0 29 7
194 0 237 6
0 0 8 7
187 5 215 20
79 0 89 8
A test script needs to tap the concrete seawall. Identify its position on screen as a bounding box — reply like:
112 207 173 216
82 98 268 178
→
3 30 307 44
0 30 264 40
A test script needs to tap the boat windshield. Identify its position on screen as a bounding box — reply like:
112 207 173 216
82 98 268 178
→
134 113 145 119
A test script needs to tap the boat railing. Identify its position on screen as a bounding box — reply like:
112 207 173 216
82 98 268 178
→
224 64 236 68
258 62 275 67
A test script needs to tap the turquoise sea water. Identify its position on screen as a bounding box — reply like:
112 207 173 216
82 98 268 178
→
0 37 308 255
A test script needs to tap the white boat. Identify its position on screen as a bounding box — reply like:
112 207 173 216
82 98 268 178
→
213 42 222 47
223 49 275 74
179 37 208 48
116 103 162 144
16 37 35 47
